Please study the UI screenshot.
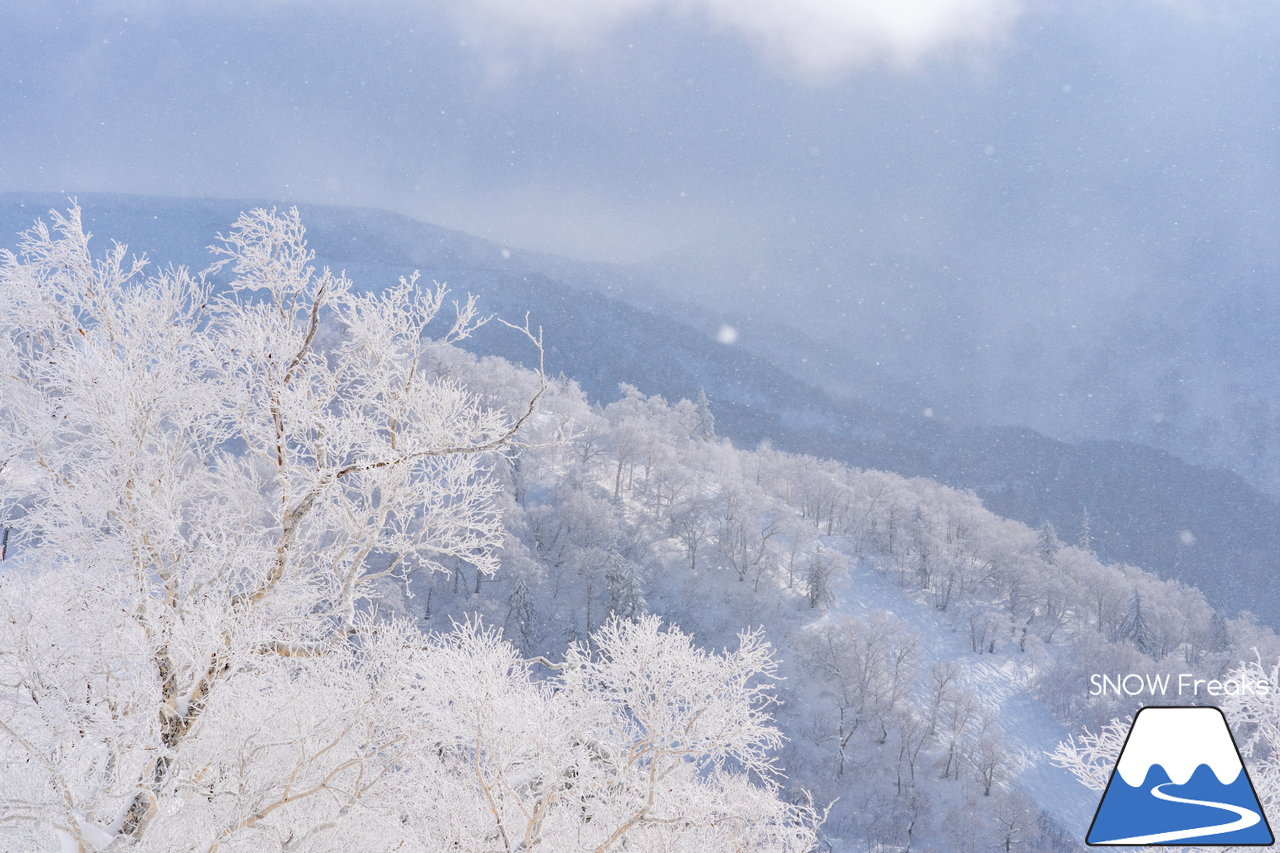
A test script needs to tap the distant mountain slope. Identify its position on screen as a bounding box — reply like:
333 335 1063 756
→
632 229 1280 501
2 192 1276 624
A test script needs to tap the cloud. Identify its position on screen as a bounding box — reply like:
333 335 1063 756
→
702 0 1022 75
56 0 1022 80
446 0 1022 78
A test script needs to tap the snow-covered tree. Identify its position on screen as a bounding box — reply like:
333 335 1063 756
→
1078 506 1094 552
694 388 716 440
1036 520 1062 564
1115 588 1158 657
605 548 646 620
1048 717 1132 792
804 545 835 609
0 207 815 852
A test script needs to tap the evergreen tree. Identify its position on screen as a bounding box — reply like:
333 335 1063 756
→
606 549 647 620
694 388 716 440
1116 589 1158 657
1209 611 1232 653
508 576 536 648
1037 520 1062 564
805 546 834 609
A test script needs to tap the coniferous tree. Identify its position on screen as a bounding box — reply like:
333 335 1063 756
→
1209 610 1232 653
1037 520 1062 564
606 549 647 620
1079 507 1093 553
694 388 716 440
1115 589 1158 657
805 545 834 609
508 575 536 648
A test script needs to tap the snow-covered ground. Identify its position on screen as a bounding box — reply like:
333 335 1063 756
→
832 563 1095 835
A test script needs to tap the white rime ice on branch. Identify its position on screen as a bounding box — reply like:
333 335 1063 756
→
0 206 816 852
1048 717 1132 792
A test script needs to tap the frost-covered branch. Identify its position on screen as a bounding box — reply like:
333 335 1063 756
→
0 206 812 853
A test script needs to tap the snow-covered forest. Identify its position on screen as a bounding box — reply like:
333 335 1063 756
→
0 209 815 851
3 207 1279 851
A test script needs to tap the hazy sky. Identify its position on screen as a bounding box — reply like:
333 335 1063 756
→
4 0 1280 495
3 0 1278 265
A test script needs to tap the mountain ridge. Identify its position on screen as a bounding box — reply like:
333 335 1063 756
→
3 192 1276 624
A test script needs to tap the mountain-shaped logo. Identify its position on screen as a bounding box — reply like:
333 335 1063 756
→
1087 706 1273 846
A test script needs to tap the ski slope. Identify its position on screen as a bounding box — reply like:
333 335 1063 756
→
831 561 1096 836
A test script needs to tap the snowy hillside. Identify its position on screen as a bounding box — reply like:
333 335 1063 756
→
418 339 1280 849
5 204 1280 851
1 193 1277 630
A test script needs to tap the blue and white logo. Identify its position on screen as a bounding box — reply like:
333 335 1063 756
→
1087 706 1273 846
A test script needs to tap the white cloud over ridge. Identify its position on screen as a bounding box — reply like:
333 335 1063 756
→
450 0 1022 78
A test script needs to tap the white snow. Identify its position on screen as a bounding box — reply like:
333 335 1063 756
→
832 561 1096 832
